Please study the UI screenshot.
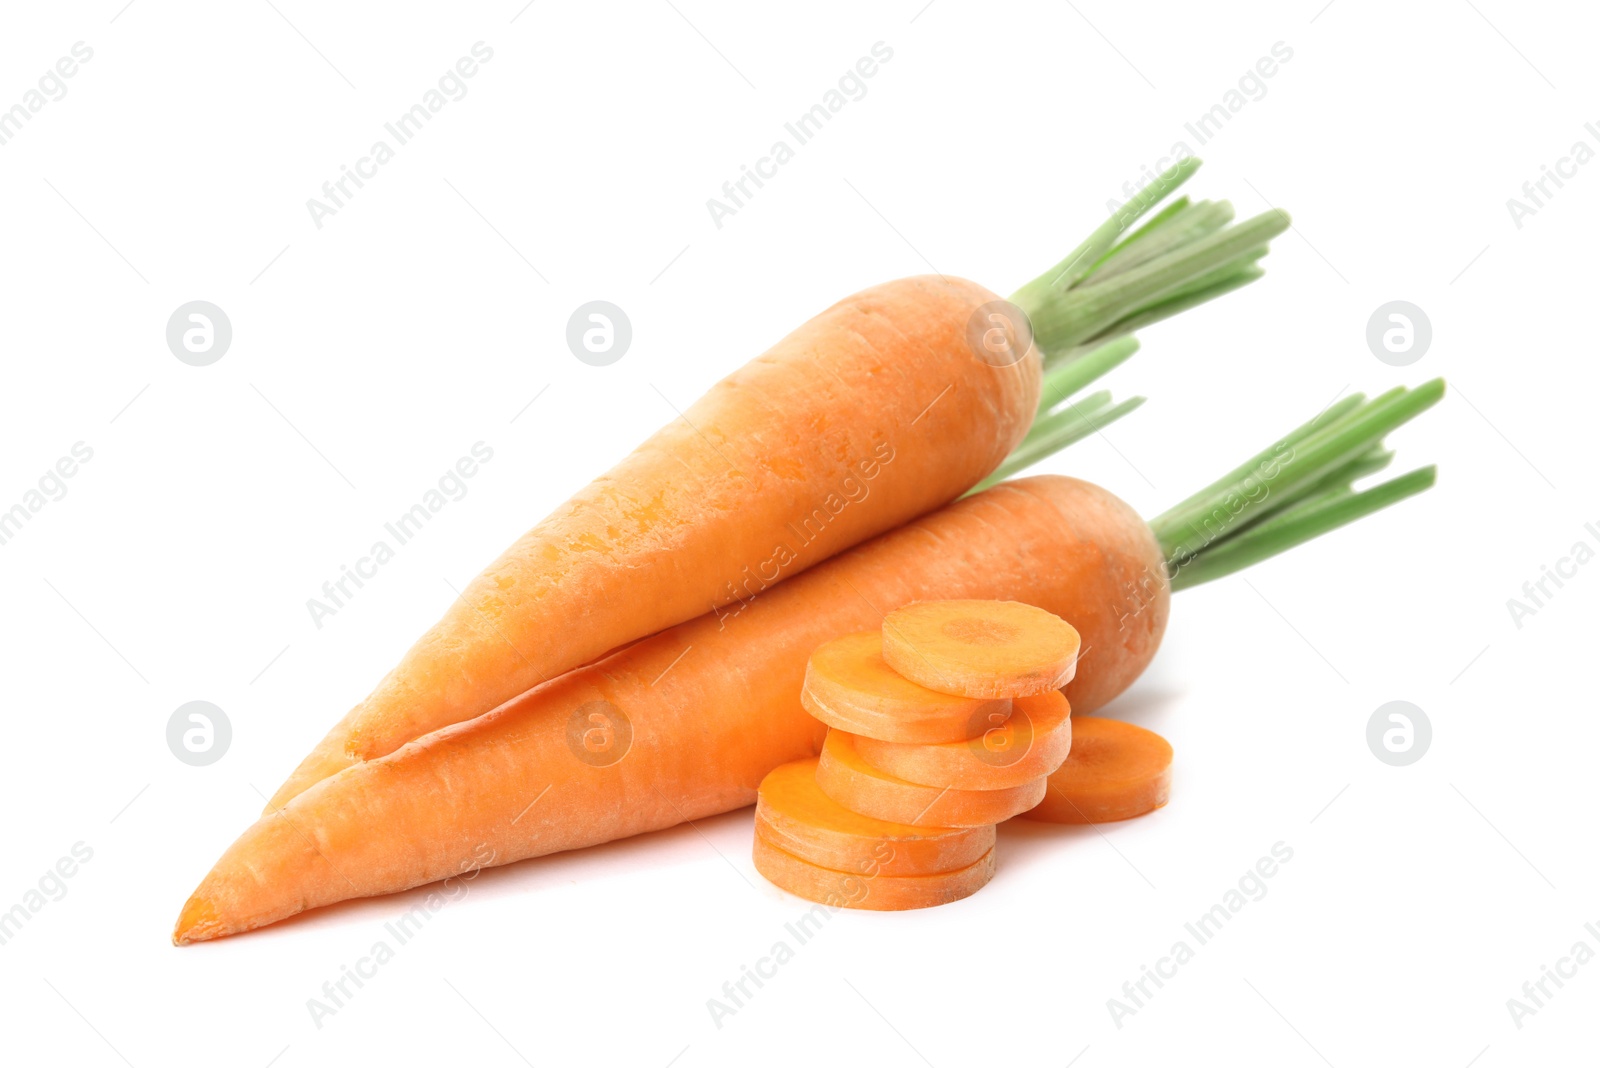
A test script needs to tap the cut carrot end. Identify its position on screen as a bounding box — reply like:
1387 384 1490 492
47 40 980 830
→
816 729 1046 828
1023 716 1173 824
752 831 995 911
801 631 1012 743
881 600 1080 698
756 759 994 876
853 690 1072 791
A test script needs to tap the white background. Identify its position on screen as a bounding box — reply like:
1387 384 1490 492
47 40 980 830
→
1 1 1595 1064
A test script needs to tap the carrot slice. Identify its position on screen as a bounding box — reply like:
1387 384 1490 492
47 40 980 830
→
756 758 994 876
852 690 1072 791
752 831 994 911
801 631 1011 744
1024 716 1172 823
881 599 1080 698
815 729 1045 827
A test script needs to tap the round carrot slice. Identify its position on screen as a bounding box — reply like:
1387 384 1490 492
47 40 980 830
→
752 831 995 911
801 631 1011 743
1023 716 1172 824
881 599 1080 698
815 729 1046 827
852 690 1073 791
756 759 995 876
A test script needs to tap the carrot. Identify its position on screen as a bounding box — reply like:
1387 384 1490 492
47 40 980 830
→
176 475 1167 942
755 758 993 875
800 631 1012 744
816 729 1046 827
751 833 994 911
266 159 1291 810
881 599 1080 698
1024 716 1173 824
851 690 1072 791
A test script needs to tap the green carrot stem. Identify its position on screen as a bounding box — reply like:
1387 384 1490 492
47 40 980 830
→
1080 265 1263 344
1086 200 1236 282
1167 466 1437 591
1038 336 1140 403
1011 158 1202 311
1023 209 1291 354
967 395 1147 496
1152 380 1445 565
1153 393 1367 524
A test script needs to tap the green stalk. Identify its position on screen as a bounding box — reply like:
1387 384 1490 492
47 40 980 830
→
1010 159 1288 361
967 396 1147 496
1167 466 1437 590
1024 211 1291 354
1152 380 1445 566
1038 336 1140 407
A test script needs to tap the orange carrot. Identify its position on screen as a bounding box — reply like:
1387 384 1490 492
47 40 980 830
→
801 631 1012 744
755 759 993 875
852 690 1072 791
752 832 994 911
1024 716 1172 824
266 275 1041 811
176 475 1166 942
881 599 1080 698
815 729 1045 827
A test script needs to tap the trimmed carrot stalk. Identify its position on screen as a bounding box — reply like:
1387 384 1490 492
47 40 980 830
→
755 759 994 876
852 690 1072 791
751 833 994 911
801 632 1012 744
815 730 1047 828
175 476 1166 942
266 275 1042 811
1023 716 1173 824
881 600 1080 699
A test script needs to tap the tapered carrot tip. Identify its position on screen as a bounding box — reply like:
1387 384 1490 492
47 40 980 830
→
1023 716 1173 824
172 891 220 946
752 832 995 911
802 631 1012 743
881 600 1080 699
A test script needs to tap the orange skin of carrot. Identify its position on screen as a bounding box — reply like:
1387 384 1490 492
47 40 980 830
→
1024 716 1173 824
176 475 1166 943
751 833 995 911
267 275 1040 811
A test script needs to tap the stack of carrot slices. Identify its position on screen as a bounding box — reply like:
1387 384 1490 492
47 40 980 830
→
753 599 1160 911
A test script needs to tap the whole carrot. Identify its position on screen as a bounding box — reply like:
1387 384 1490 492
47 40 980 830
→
266 160 1290 810
181 380 1444 940
177 475 1167 942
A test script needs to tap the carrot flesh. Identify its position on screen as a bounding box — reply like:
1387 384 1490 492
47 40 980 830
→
801 631 1012 744
266 275 1041 811
851 690 1072 791
815 730 1046 828
175 476 1167 942
751 831 994 911
1023 716 1172 824
755 759 994 875
881 599 1080 698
